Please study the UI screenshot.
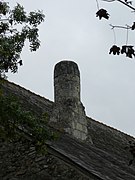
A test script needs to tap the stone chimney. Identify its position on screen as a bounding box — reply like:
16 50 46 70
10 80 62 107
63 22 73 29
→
50 60 90 141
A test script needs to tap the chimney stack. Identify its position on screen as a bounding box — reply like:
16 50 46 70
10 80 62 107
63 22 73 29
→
50 60 91 141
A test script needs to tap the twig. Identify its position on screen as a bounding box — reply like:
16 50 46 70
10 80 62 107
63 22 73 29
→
102 0 135 11
112 28 116 44
110 24 130 45
96 0 100 10
102 0 115 2
0 18 9 21
117 0 135 11
110 24 131 29
126 25 129 45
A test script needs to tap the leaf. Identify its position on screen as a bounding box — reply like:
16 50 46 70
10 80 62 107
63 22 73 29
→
12 3 27 23
131 22 135 30
0 22 9 34
109 45 120 55
18 60 23 66
28 10 45 26
121 45 135 58
0 2 9 15
96 9 109 20
0 2 45 76
124 0 132 5
121 45 127 54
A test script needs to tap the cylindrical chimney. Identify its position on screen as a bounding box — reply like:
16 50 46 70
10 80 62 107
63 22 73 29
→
54 61 80 103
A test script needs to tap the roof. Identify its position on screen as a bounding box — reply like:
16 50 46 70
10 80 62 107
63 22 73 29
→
1 80 135 180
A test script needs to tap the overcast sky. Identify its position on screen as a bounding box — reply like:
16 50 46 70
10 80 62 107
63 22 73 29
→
8 0 135 137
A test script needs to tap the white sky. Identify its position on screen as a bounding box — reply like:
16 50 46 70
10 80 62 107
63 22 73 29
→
8 0 135 137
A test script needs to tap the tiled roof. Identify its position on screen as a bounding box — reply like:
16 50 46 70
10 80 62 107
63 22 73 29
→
1 80 135 180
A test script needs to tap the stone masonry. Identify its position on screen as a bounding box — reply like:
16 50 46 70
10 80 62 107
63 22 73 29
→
50 60 91 142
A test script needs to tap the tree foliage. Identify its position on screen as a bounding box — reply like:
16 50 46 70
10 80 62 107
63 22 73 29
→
0 1 45 77
96 0 135 59
0 92 57 153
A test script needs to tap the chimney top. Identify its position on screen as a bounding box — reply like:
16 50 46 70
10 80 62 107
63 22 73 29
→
54 60 80 78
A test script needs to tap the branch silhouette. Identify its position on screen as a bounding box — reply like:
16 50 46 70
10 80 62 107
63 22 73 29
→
96 0 135 58
102 0 135 11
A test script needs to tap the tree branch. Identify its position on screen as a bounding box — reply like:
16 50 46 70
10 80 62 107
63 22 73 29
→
117 0 135 11
102 0 115 2
110 24 131 29
102 0 135 11
0 18 9 21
